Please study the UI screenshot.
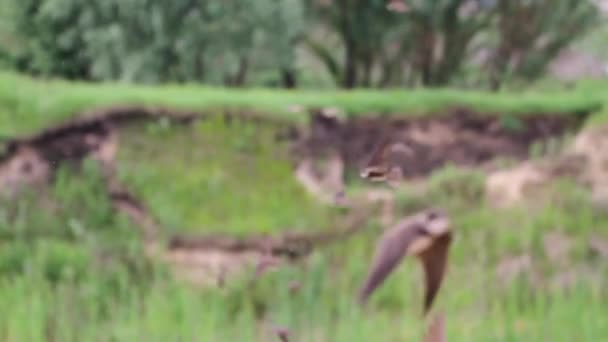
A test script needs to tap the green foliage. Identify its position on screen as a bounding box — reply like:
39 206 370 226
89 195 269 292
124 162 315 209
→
6 0 92 79
489 0 599 89
1 143 607 339
1 70 605 138
426 165 486 205
1 73 608 339
0 159 150 285
1 0 601 88
117 118 335 234
4 0 305 85
304 0 598 88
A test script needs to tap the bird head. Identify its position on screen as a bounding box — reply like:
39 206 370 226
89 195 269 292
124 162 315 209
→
406 208 451 256
360 139 412 187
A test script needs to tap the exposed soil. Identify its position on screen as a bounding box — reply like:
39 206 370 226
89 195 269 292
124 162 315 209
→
294 107 588 179
0 104 591 286
0 105 377 285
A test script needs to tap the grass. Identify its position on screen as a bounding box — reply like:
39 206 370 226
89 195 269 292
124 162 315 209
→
1 72 608 340
116 117 335 235
1 152 607 340
1 70 607 138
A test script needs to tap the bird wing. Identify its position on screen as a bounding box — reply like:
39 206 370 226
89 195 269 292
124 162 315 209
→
419 233 452 314
358 224 420 304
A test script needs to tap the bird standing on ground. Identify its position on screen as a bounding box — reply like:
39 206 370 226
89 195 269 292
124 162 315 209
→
357 208 452 315
360 138 412 188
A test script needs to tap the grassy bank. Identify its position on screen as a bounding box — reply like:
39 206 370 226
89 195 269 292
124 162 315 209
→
1 72 608 340
1 71 606 137
1 156 607 340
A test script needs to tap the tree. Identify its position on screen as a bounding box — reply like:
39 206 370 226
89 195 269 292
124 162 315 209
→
303 0 493 88
8 0 94 79
2 0 600 88
4 0 307 86
488 0 598 90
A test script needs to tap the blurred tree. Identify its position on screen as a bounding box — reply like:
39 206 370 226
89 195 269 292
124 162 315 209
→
0 0 15 68
403 0 493 86
303 0 493 88
7 0 93 79
84 0 304 85
304 0 403 88
4 0 306 86
488 0 599 90
252 0 306 88
1 0 600 88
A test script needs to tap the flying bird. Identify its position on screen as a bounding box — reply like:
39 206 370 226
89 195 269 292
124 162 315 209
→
360 137 412 187
358 208 452 314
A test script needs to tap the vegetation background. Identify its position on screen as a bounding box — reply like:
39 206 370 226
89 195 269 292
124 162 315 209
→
1 0 608 341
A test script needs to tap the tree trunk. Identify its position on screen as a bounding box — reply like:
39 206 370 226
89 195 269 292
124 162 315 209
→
419 31 434 86
343 36 358 88
281 68 297 89
234 57 249 87
361 53 373 87
338 0 357 88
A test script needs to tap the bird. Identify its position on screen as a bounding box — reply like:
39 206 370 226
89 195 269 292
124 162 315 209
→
357 208 452 315
359 137 412 188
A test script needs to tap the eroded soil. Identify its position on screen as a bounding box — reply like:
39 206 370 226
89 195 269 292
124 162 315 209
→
294 107 586 179
0 105 590 286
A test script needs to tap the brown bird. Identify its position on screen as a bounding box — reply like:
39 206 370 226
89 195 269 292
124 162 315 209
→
360 138 412 187
358 208 452 315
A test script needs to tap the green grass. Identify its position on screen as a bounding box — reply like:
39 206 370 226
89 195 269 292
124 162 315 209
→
1 120 607 341
2 72 608 340
1 153 607 341
1 70 607 138
116 117 335 235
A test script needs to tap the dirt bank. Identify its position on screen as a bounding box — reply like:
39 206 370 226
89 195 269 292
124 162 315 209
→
0 105 590 286
294 107 587 179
